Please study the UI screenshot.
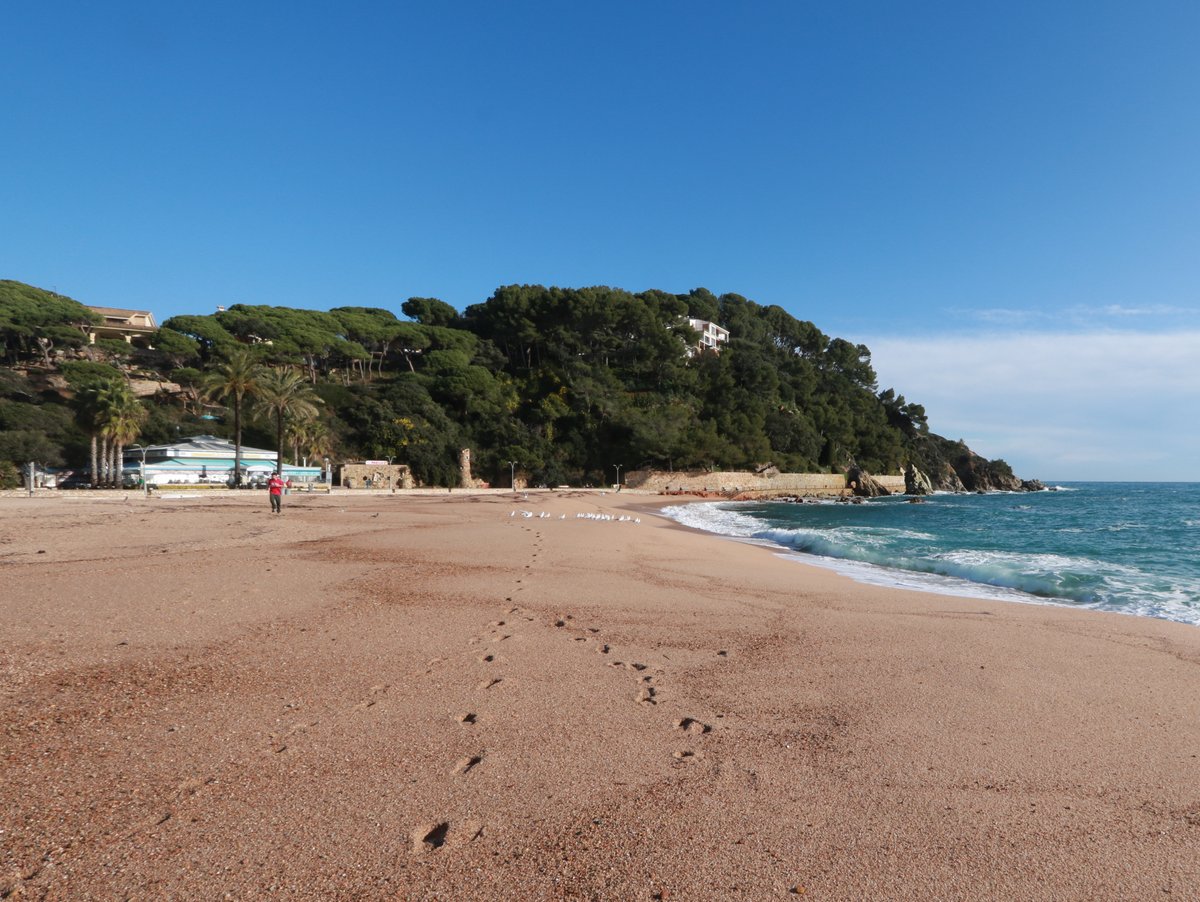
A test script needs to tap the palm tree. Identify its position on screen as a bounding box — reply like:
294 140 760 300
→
252 368 321 475
73 385 105 487
77 380 147 487
287 414 331 466
102 384 148 486
202 349 262 487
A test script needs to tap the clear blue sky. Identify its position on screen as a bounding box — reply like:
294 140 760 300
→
3 2 1197 480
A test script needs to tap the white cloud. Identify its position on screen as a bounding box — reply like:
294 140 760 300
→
1098 304 1195 318
863 330 1200 482
951 304 1200 329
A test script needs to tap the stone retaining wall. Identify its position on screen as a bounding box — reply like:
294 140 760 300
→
625 469 906 495
336 463 414 490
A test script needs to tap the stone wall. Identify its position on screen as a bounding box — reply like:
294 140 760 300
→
336 463 414 489
625 469 906 496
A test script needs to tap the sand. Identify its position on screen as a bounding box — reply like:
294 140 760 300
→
2 489 1198 900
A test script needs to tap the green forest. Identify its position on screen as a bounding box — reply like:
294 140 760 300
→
0 279 1030 492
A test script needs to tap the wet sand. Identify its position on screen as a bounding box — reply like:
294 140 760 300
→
2 490 1199 900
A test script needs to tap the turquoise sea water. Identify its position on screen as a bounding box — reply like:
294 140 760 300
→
662 483 1200 626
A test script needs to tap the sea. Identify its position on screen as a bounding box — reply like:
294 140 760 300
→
661 482 1200 627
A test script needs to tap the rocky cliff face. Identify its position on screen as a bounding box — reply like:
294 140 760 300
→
908 435 1044 494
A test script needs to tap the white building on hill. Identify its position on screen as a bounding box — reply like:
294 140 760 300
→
83 305 158 348
686 318 730 356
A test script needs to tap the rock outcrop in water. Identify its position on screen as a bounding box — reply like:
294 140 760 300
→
904 463 934 496
847 466 892 498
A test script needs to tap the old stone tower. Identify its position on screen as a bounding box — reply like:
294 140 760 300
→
458 448 473 489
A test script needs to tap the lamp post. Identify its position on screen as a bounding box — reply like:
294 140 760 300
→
128 445 149 497
614 464 623 491
323 456 330 485
508 460 518 491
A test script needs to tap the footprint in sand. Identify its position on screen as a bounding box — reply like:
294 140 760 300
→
674 717 711 735
269 719 319 753
451 753 484 776
174 776 215 799
410 820 484 853
351 683 390 711
637 686 657 705
458 712 477 725
478 653 496 663
122 775 217 840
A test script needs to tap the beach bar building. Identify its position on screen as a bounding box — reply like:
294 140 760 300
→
121 435 322 487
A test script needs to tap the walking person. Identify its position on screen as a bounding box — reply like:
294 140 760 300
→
268 472 285 514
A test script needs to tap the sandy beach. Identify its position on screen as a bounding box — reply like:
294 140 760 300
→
2 490 1198 900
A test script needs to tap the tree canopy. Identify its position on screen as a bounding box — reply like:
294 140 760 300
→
2 278 1011 490
0 280 98 366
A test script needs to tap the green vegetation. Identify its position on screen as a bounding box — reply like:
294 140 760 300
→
0 279 1020 490
1 280 99 367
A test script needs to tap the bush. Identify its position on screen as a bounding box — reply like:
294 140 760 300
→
0 460 19 489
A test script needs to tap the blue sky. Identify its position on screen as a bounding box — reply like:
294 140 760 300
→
3 2 1197 480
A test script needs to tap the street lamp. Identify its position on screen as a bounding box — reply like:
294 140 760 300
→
128 445 149 497
323 456 331 485
508 460 518 491
614 464 623 490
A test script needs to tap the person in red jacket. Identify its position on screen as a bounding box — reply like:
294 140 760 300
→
268 473 285 514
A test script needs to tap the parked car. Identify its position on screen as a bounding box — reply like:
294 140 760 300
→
56 472 93 489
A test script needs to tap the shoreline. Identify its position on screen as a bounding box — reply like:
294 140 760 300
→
2 491 1198 898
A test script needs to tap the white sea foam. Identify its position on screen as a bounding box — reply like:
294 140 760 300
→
660 497 1200 626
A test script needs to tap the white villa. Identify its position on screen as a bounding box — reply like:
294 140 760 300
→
686 318 730 356
83 306 158 348
121 435 322 487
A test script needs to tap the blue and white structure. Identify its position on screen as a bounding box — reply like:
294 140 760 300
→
122 435 322 487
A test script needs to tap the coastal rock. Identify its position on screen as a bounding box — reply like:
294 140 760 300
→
906 434 1042 494
904 463 933 496
846 466 891 498
949 449 1038 492
932 462 967 493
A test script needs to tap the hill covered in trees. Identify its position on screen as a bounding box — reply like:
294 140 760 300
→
0 278 1035 492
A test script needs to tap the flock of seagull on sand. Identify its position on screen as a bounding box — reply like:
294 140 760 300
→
509 510 640 523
